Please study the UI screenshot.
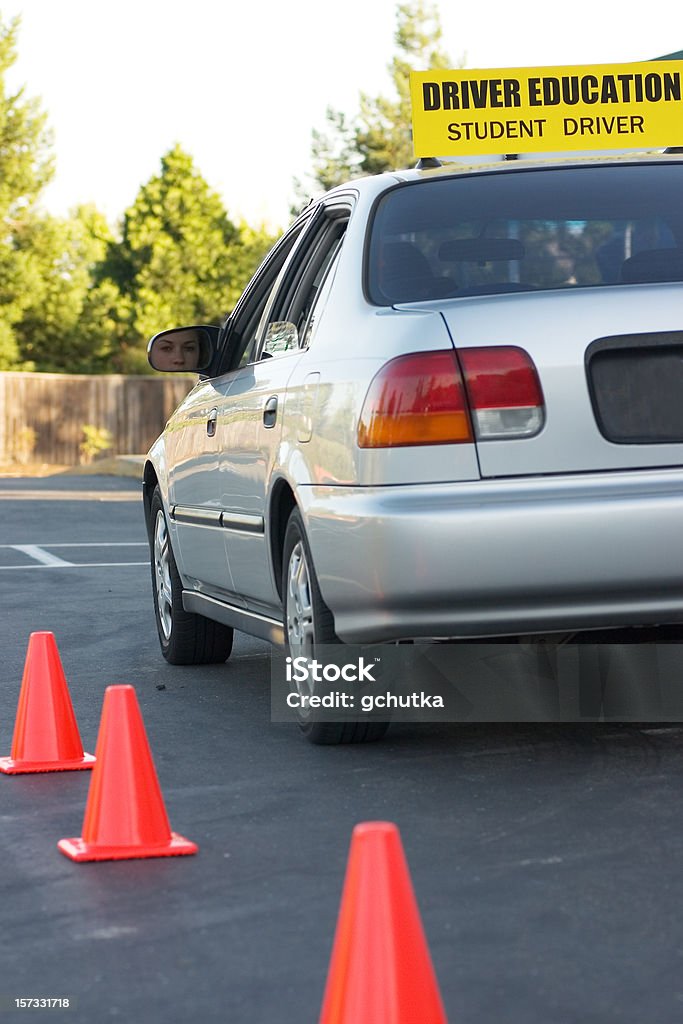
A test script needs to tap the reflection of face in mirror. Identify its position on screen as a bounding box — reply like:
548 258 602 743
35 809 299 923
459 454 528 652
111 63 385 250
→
153 330 202 371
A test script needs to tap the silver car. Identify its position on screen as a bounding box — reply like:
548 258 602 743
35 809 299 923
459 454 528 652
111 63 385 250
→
143 153 683 741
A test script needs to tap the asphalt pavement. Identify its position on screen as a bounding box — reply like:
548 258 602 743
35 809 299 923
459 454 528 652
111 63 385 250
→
2 474 683 1023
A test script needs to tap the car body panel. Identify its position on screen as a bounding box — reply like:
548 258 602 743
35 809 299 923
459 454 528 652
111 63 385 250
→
281 306 480 488
163 377 243 601
299 468 683 641
434 283 683 477
216 351 304 614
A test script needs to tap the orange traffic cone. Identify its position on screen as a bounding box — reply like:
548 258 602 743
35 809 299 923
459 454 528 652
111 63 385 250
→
319 821 447 1024
58 684 198 862
0 631 95 774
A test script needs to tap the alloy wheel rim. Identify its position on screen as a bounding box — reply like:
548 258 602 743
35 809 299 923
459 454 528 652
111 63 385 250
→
285 541 315 697
153 511 173 641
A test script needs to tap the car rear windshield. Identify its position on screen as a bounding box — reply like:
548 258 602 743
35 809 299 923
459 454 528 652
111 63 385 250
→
367 162 683 304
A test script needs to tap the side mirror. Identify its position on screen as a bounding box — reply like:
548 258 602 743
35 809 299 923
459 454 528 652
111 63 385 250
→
147 325 219 373
263 321 299 357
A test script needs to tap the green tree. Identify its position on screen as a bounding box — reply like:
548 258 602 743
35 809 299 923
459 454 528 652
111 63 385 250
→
100 145 242 372
14 205 119 372
0 14 54 369
297 1 459 201
1 18 277 376
230 220 278 294
94 145 278 373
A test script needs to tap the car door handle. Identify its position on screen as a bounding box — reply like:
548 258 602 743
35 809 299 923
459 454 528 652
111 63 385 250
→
206 408 218 437
263 396 278 429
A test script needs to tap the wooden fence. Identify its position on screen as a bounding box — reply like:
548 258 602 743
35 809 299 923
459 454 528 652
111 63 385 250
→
0 372 195 466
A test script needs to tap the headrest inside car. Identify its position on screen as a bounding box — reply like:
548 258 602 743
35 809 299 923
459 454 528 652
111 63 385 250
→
439 238 525 262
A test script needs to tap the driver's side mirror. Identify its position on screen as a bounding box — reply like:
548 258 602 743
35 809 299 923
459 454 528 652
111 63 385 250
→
147 325 219 373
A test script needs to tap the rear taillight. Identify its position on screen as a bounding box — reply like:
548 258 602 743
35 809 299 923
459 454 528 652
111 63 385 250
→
357 347 544 449
357 351 472 448
459 346 545 440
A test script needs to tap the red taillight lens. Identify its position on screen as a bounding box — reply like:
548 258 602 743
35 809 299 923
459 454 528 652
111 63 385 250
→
458 346 544 440
358 350 473 448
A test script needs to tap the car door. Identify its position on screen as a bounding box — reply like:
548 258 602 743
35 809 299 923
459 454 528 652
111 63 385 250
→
167 215 311 600
219 201 352 616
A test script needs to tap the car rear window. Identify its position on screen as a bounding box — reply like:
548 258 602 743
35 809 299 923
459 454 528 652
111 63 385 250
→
367 162 683 304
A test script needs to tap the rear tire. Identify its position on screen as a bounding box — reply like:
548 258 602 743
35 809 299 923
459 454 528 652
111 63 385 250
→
282 507 389 744
149 486 234 665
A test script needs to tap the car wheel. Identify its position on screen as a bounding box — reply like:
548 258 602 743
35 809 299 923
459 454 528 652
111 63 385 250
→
149 486 234 665
282 507 389 744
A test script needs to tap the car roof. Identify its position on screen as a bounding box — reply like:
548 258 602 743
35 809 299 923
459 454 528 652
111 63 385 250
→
321 149 683 203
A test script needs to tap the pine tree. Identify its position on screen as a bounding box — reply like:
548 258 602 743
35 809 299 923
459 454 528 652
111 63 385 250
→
296 1 459 203
101 145 250 372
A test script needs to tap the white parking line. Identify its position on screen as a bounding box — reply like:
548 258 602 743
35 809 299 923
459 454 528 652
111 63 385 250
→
0 562 148 570
0 490 140 501
0 542 148 548
0 542 149 570
10 545 74 567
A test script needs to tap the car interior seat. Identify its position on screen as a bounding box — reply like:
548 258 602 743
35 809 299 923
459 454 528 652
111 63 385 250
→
378 241 444 302
620 247 683 284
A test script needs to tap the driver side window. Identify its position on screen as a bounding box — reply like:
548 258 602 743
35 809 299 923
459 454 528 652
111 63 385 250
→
215 219 309 375
299 240 343 348
261 212 349 359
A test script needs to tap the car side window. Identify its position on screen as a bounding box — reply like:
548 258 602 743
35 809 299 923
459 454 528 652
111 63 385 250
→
260 210 349 359
299 241 343 348
214 218 310 375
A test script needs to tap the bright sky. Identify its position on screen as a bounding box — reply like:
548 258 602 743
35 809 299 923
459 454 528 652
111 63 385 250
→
4 0 679 232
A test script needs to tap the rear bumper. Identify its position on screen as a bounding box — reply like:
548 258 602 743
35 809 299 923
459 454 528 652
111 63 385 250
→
299 468 683 642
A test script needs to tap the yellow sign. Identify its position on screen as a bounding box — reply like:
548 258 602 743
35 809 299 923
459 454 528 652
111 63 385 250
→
410 61 683 156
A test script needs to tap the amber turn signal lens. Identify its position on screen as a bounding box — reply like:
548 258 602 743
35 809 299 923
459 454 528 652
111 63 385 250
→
358 351 473 448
